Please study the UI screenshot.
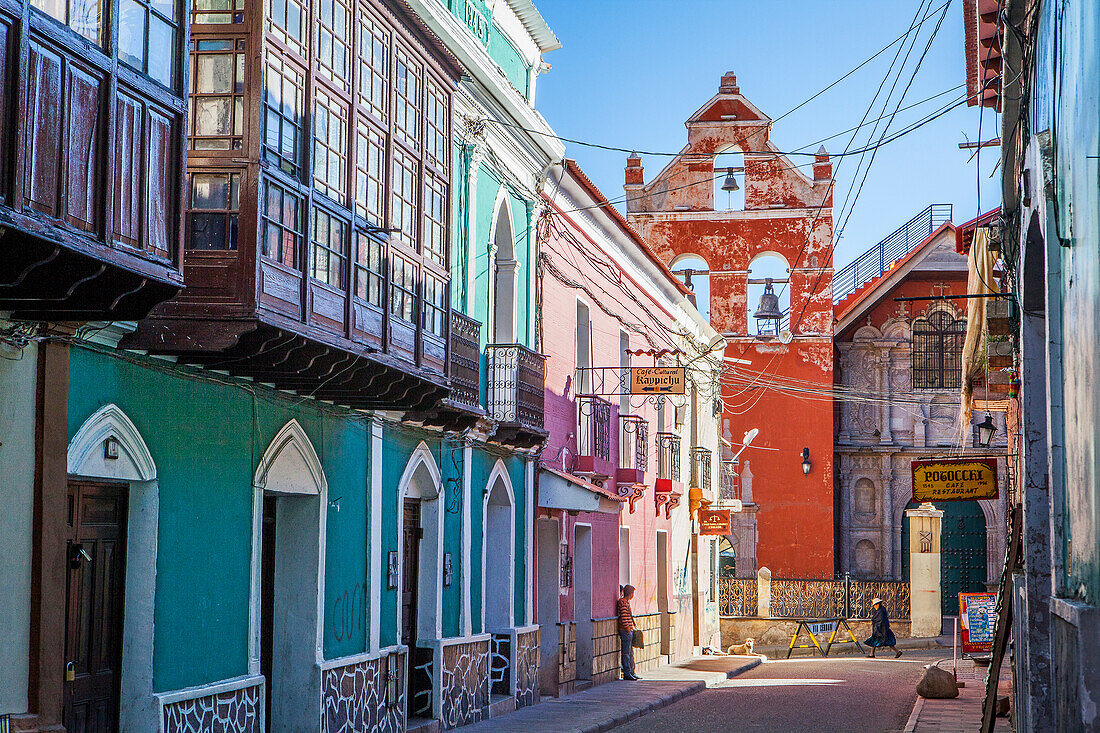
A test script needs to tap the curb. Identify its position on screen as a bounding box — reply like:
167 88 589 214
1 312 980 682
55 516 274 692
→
903 694 925 733
580 658 763 733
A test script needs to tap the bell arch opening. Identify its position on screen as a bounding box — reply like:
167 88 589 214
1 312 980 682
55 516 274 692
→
747 253 790 336
671 254 711 322
713 148 744 212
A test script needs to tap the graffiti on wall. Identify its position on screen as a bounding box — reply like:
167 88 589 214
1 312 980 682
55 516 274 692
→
331 582 367 643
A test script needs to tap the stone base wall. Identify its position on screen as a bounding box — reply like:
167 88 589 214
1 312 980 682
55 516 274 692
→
438 638 490 730
321 649 406 733
513 628 540 709
721 617 912 649
592 617 620 686
633 612 664 671
555 622 577 698
162 681 263 733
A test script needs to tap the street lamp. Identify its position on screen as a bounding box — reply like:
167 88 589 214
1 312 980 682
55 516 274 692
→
732 428 758 462
976 413 997 448
801 447 811 475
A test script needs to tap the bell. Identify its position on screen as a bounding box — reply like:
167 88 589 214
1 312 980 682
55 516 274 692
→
721 170 740 192
753 278 782 335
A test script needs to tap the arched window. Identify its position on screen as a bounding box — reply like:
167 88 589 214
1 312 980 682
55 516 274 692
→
746 253 790 336
713 149 744 212
854 477 876 515
912 305 966 389
672 255 710 322
491 195 517 344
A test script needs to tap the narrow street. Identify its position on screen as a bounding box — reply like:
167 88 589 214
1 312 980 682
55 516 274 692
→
610 650 945 733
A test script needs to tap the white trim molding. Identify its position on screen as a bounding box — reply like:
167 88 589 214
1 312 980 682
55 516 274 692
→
482 459 516 632
397 442 446 642
67 403 156 481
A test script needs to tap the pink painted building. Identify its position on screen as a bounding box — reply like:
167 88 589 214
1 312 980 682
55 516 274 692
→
534 160 724 698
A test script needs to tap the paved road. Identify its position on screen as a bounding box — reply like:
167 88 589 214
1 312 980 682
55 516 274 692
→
611 649 945 733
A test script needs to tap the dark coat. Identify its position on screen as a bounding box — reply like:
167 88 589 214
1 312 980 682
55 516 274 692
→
866 605 897 648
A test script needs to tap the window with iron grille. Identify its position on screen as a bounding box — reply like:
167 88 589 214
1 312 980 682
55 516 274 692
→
261 180 302 267
691 448 712 491
619 415 648 471
656 432 681 481
912 308 966 389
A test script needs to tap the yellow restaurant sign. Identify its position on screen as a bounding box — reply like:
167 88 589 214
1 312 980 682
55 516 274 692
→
911 458 999 502
629 366 685 395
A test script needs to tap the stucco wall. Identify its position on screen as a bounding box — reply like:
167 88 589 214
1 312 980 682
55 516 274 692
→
0 338 37 714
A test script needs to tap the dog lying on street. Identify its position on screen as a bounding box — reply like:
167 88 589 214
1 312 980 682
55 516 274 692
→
726 638 767 660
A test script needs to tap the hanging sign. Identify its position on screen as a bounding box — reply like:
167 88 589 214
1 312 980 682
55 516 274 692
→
698 509 733 535
630 366 685 395
911 458 998 502
959 592 997 654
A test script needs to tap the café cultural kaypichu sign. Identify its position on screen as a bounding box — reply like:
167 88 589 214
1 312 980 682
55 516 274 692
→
630 366 685 395
911 458 998 502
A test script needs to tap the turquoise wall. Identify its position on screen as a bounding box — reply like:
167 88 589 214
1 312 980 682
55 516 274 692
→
489 23 529 97
1031 0 1100 601
67 346 375 690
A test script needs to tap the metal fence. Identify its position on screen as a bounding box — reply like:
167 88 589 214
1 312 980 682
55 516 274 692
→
718 577 910 620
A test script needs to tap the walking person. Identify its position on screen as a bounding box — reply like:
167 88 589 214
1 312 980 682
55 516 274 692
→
866 598 902 658
617 584 641 680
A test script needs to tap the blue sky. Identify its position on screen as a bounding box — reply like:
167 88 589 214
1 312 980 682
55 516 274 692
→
532 0 1001 269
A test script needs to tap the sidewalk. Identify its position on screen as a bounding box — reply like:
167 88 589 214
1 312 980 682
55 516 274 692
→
904 658 1013 732
461 655 763 733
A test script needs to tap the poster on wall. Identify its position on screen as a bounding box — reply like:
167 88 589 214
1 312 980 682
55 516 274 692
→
911 458 999 502
959 592 998 654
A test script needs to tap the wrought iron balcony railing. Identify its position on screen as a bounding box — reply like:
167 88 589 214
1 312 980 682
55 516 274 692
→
691 447 712 491
576 395 611 460
619 415 649 471
486 344 547 436
656 432 681 482
448 311 482 410
719 459 740 503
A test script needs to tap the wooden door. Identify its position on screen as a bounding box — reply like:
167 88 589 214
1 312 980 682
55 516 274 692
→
401 499 421 646
63 481 128 733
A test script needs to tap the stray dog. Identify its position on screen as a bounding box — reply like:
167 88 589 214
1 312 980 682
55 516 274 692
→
726 638 768 661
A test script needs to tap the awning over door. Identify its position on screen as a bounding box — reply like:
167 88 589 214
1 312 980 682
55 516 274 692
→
538 467 624 514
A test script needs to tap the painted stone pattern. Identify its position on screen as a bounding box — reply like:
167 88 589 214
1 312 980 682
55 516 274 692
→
592 617 621 686
439 639 490 729
162 684 262 733
513 628 540 708
489 634 511 699
320 650 406 733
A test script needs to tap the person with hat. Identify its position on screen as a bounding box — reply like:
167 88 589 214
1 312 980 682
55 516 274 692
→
865 597 901 658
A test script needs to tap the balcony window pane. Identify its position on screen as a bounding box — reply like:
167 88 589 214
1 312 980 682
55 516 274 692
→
261 180 302 268
355 124 384 223
264 54 305 175
69 0 102 42
193 0 243 24
188 172 240 250
423 272 445 336
390 256 416 322
191 40 245 150
267 0 305 56
316 0 349 88
311 207 347 288
313 89 347 201
358 17 387 121
423 174 446 265
391 149 417 246
355 231 384 306
425 80 447 169
394 50 419 148
119 0 146 69
148 15 173 85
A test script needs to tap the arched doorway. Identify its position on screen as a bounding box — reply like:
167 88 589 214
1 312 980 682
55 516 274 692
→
901 500 987 616
490 194 517 344
483 462 515 631
250 419 327 731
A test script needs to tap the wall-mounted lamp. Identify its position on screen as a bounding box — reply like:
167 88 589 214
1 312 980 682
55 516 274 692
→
104 436 120 460
977 413 997 448
801 447 811 475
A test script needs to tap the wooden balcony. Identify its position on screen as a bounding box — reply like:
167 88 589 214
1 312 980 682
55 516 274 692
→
0 5 186 320
486 343 547 448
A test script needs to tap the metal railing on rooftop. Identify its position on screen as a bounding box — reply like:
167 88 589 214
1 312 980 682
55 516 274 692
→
832 204 953 305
